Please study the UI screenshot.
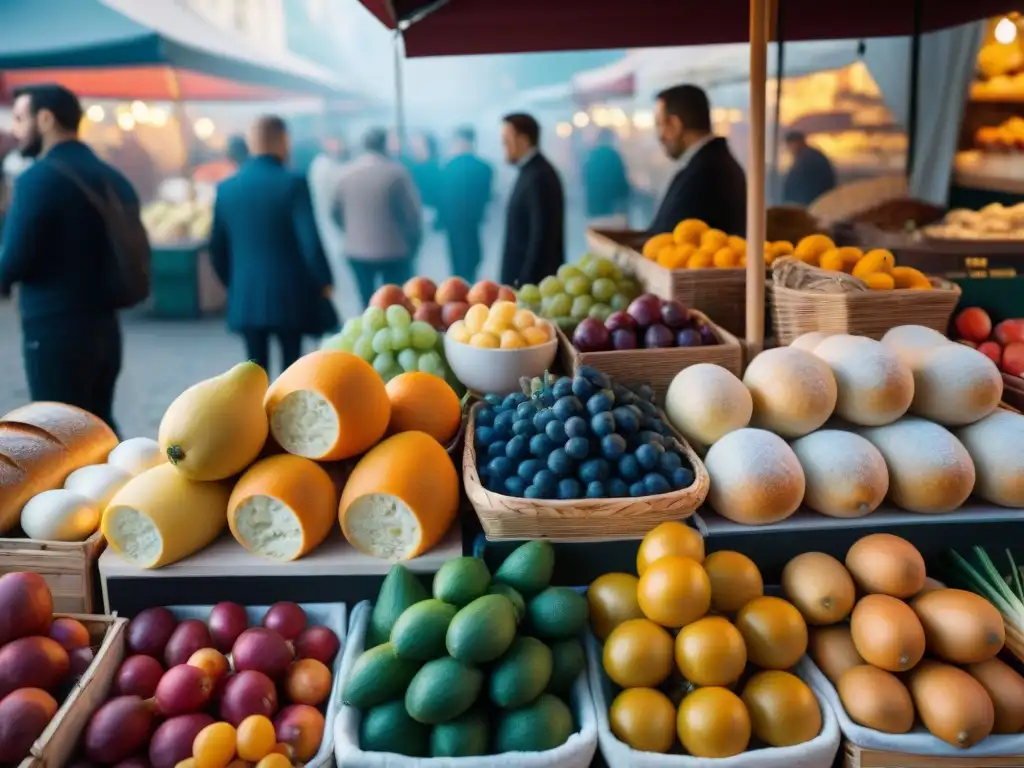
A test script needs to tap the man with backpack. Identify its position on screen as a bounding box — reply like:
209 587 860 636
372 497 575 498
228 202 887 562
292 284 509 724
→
0 84 149 434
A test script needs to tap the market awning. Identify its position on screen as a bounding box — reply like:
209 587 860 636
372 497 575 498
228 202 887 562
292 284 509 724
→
0 0 359 100
358 0 1018 57
571 54 638 103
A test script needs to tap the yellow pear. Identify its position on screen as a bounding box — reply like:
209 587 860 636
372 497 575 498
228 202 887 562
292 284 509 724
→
159 361 270 481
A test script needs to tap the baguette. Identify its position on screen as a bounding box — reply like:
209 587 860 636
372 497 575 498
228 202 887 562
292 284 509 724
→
0 403 118 535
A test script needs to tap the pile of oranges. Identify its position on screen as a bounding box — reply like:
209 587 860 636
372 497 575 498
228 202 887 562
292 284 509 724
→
588 521 822 758
641 219 795 271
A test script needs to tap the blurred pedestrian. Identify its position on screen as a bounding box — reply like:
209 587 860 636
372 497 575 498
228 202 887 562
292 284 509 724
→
297 137 348 320
331 128 422 308
583 128 631 228
649 84 746 236
209 116 335 376
438 127 493 282
783 130 837 206
0 84 147 433
226 134 249 168
409 132 441 212
499 113 565 288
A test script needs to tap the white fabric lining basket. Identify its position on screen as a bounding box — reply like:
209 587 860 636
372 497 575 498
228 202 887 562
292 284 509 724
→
168 601 347 768
586 634 841 768
333 600 599 768
799 655 1024 757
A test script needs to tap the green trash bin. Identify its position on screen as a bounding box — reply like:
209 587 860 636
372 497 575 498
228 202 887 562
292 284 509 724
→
151 243 202 319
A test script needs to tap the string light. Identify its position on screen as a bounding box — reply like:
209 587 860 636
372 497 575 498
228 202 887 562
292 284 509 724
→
994 16 1018 45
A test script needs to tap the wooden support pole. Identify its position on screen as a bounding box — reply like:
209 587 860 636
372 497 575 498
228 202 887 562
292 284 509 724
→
745 0 770 355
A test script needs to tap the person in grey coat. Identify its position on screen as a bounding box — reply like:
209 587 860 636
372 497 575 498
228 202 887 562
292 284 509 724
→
332 128 422 307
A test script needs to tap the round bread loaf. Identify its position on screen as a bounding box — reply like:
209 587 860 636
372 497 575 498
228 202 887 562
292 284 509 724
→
790 331 832 352
858 417 975 513
743 347 838 437
703 428 805 524
906 343 1002 427
813 335 914 426
665 363 752 449
790 430 889 518
881 325 950 365
955 410 1024 507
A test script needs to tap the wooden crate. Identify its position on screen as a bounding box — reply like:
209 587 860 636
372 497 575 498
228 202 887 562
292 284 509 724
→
0 531 105 613
586 228 751 336
844 742 1024 767
22 613 127 768
555 310 744 403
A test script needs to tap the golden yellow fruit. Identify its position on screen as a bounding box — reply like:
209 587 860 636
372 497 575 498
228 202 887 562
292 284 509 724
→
677 687 751 758
610 687 677 753
674 616 747 687
863 273 895 290
512 309 536 329
700 228 729 251
892 266 931 289
727 235 746 254
703 550 764 614
687 249 715 269
588 572 643 640
673 218 709 246
448 320 471 343
603 618 675 687
643 233 676 259
818 248 845 273
742 670 822 747
713 247 740 268
657 245 691 270
852 249 895 279
771 240 795 257
499 330 527 349
781 552 856 626
735 596 808 670
464 304 490 333
837 246 864 270
637 521 704 575
489 300 517 324
469 332 500 349
522 325 551 346
637 555 711 629
794 234 835 265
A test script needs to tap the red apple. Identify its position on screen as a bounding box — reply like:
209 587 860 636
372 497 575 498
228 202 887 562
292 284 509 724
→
436 277 470 304
403 276 437 305
978 340 1003 365
414 301 444 330
954 307 992 343
995 319 1024 346
497 285 517 303
369 284 413 312
467 280 500 307
1002 341 1024 376
441 302 470 328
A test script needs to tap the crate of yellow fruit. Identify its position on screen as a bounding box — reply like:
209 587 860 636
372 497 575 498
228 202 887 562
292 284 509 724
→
768 235 961 345
444 302 559 396
586 222 786 337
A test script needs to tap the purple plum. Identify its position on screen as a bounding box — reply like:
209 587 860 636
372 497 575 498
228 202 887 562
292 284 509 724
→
611 328 638 350
644 324 675 349
605 311 637 333
573 317 612 352
697 324 718 345
626 294 662 328
677 328 703 347
660 300 690 330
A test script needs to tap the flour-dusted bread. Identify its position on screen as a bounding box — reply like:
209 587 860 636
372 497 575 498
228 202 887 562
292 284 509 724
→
858 417 975 513
955 410 1024 507
791 331 832 352
791 430 889 518
813 335 915 426
703 428 805 525
665 363 752 450
743 347 837 438
881 325 950 365
905 343 1002 427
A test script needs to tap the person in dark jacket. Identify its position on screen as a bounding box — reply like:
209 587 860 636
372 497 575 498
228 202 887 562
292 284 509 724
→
783 131 837 206
438 127 493 282
209 116 334 376
583 128 630 225
500 113 565 288
648 84 746 237
0 84 138 433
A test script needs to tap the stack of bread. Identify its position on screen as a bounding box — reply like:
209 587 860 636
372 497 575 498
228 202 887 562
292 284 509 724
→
0 403 164 542
665 325 1022 524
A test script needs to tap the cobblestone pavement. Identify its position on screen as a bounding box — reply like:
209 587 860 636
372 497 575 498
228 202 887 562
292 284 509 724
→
0 217 589 439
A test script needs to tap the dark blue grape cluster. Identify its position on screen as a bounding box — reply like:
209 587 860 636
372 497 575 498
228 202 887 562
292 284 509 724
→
474 366 696 500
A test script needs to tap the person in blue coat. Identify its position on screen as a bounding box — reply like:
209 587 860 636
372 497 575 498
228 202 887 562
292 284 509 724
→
437 127 493 282
209 116 335 376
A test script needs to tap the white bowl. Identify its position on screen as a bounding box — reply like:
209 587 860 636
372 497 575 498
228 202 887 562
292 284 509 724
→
443 323 559 396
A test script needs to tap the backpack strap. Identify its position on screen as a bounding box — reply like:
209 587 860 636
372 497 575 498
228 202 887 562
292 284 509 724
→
49 158 112 212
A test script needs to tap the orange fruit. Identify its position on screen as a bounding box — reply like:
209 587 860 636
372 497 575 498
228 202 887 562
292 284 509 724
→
637 555 711 629
735 596 808 670
283 658 332 706
603 618 674 688
677 687 751 758
609 688 676 753
193 722 237 768
742 670 822 747
637 521 704 575
673 219 709 246
703 550 764 614
255 756 291 768
236 715 276 762
588 572 643 640
700 228 729 251
675 616 747 687
385 372 462 445
265 350 390 461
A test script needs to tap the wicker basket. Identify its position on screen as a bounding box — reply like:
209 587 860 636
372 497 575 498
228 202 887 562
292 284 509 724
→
769 257 962 345
555 310 743 403
0 532 105 613
463 402 709 540
585 228 749 336
21 613 127 768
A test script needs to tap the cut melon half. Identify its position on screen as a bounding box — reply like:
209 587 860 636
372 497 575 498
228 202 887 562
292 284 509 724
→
343 493 424 560
269 390 340 459
103 506 164 567
230 495 311 560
